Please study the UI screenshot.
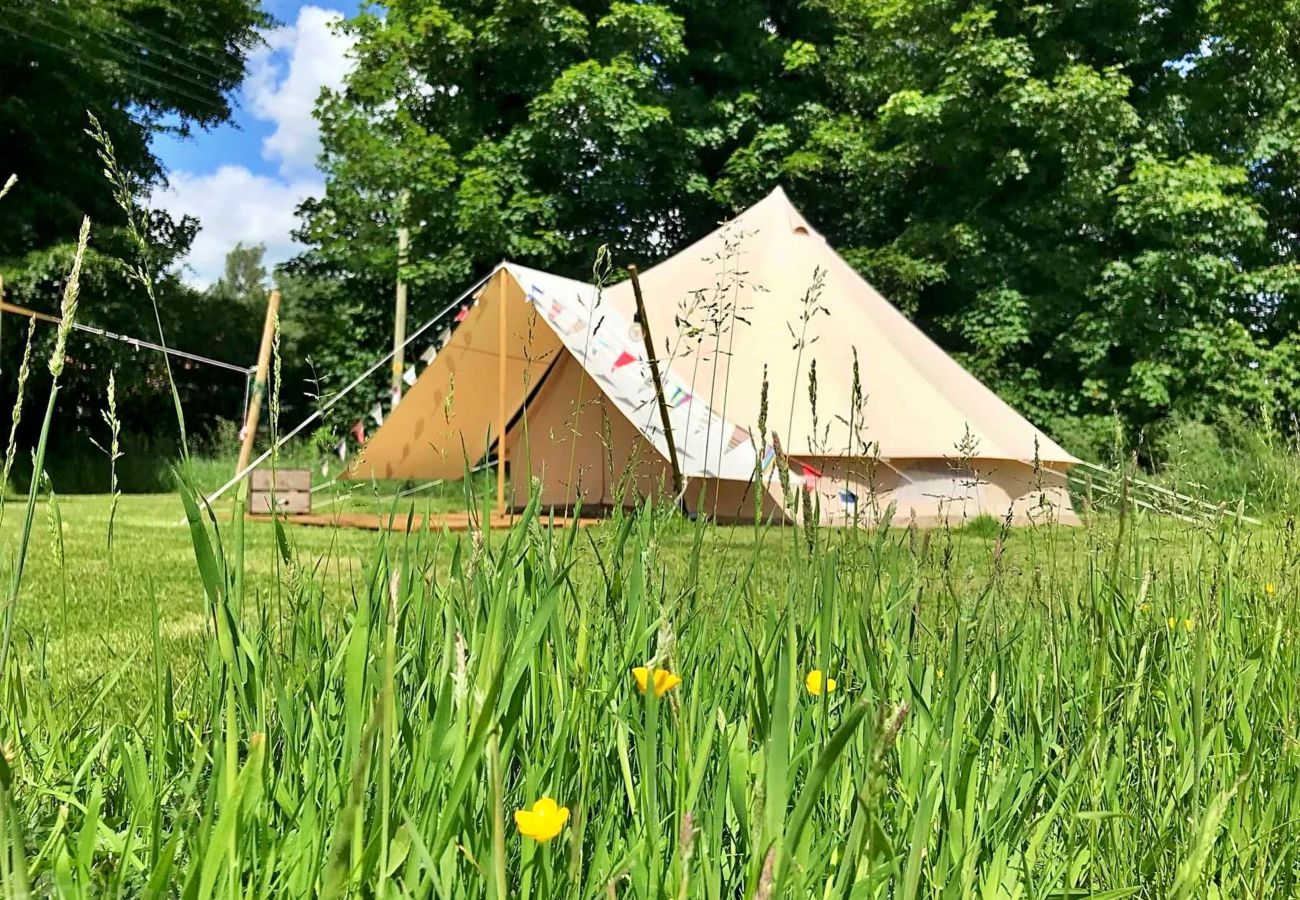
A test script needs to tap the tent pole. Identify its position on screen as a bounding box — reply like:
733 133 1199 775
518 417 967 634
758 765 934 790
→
391 189 410 405
235 288 281 484
495 271 508 515
627 265 685 502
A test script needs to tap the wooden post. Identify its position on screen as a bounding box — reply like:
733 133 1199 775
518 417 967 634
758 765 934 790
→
627 265 685 499
236 289 281 482
496 272 508 515
391 192 410 405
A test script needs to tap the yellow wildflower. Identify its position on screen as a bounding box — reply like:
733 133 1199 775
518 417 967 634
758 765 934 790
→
937 668 945 680
632 666 682 697
805 669 837 695
1266 582 1277 596
1184 618 1195 633
1167 617 1176 629
514 797 569 843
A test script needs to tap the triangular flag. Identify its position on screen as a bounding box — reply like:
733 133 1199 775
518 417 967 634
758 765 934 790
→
760 445 776 471
438 327 451 345
727 424 751 452
419 343 437 363
336 438 348 461
403 365 417 387
369 403 384 426
667 386 691 408
351 420 366 445
454 306 469 323
839 489 858 506
798 461 821 489
612 350 637 370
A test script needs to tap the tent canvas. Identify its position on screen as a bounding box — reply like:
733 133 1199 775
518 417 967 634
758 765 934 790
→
348 188 1080 526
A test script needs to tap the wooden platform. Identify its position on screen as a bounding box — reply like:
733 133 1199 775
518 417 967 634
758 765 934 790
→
246 510 602 532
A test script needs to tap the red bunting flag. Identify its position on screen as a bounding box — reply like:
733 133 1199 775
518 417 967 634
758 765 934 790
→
454 306 469 323
612 350 637 370
798 461 822 489
726 424 751 452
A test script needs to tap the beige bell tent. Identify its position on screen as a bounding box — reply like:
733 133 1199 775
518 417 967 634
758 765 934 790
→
348 188 1080 526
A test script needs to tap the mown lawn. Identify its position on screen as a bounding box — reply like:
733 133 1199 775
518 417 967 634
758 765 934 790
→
4 488 1094 699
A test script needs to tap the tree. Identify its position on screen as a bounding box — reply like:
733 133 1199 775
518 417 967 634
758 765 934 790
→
293 0 830 420
298 0 1300 458
0 0 266 455
209 241 270 307
719 0 1300 454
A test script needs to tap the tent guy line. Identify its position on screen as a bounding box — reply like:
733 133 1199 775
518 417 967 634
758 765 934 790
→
188 267 497 519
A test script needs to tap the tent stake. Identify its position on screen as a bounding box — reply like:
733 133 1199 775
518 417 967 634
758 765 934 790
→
236 288 281 484
627 265 685 502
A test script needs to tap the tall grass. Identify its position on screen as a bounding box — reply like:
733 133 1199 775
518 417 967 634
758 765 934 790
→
0 478 1298 894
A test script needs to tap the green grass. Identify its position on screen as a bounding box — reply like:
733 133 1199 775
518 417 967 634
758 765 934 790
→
1 484 1298 896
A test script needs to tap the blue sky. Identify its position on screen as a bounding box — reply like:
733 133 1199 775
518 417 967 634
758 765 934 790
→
150 1 361 285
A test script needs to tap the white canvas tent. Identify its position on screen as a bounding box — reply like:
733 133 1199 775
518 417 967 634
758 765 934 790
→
347 188 1080 526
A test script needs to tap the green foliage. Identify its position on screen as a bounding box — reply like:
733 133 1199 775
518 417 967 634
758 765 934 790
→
0 0 266 445
293 0 832 405
298 0 1300 450
740 0 1300 444
1150 416 1300 517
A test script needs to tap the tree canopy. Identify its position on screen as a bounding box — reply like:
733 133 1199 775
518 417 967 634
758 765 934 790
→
299 0 1300 457
0 0 266 450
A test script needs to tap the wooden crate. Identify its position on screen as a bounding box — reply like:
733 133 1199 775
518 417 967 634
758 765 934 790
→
249 468 312 515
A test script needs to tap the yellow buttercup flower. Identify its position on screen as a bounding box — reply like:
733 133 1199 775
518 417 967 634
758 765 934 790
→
1266 582 1277 596
1167 617 1177 630
1183 618 1195 633
805 669 837 695
632 666 682 697
514 797 569 843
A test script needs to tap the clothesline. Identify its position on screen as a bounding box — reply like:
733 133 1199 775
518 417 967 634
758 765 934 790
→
0 299 254 375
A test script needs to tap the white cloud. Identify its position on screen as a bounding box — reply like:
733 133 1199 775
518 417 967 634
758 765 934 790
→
247 6 355 176
153 166 323 286
151 5 356 286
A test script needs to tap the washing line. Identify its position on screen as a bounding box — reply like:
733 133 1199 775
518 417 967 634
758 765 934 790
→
0 300 254 375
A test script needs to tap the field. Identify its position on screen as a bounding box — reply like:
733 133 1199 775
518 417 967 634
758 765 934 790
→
1 484 1297 897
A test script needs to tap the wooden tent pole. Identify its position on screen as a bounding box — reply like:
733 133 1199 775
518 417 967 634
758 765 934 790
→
495 272 508 515
391 190 410 405
627 265 685 499
236 289 281 482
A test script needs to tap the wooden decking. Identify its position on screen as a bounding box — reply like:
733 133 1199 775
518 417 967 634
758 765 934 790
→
246 510 602 532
